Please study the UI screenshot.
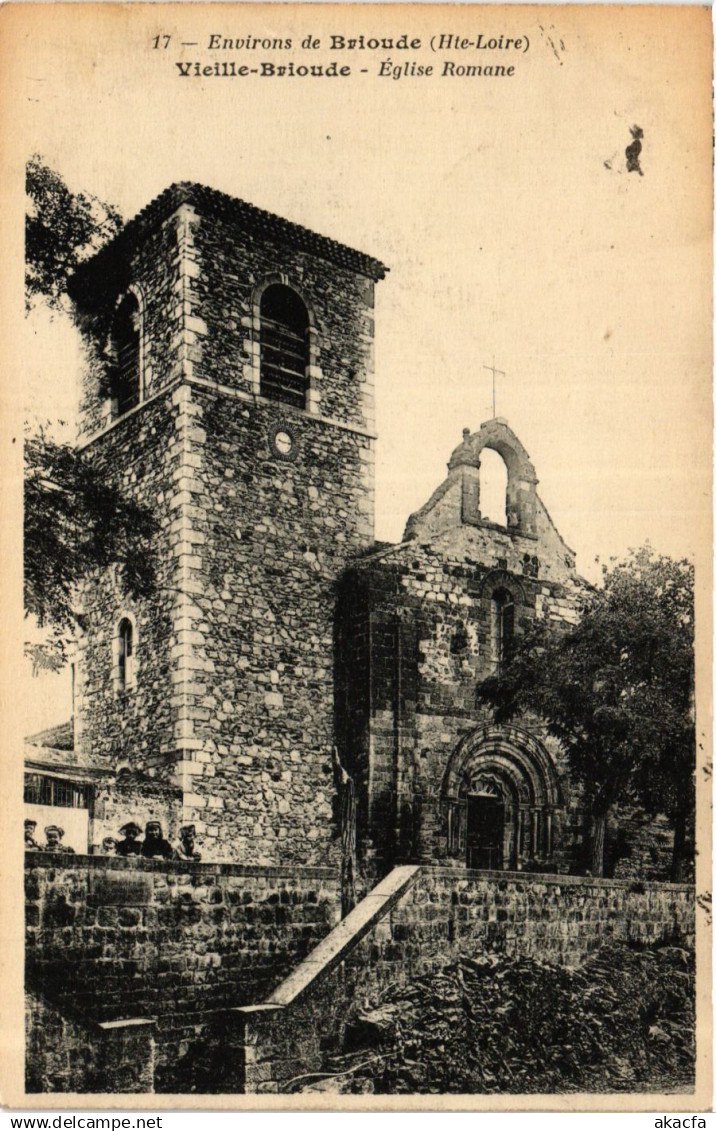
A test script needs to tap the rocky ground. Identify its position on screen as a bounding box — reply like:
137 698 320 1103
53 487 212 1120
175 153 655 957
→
296 941 695 1095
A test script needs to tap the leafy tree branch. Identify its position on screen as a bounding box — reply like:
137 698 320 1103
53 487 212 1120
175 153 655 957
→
26 154 122 313
24 428 157 667
478 547 694 879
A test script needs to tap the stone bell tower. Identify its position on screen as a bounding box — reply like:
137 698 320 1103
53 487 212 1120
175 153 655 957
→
68 182 387 865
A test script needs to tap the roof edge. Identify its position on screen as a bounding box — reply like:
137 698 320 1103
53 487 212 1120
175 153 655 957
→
69 181 388 298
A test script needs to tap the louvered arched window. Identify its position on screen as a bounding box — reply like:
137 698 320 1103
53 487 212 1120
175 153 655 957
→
259 285 309 409
110 293 141 417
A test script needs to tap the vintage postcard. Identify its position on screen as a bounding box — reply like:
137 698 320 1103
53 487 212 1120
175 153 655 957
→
0 1 712 1111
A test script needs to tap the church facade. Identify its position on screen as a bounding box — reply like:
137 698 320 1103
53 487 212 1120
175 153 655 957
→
24 183 670 880
335 418 592 878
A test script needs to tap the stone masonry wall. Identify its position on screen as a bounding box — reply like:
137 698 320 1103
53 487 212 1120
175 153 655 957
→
337 536 588 874
332 413 594 876
26 991 155 1094
357 525 587 732
75 205 189 439
162 202 377 863
171 385 374 864
26 858 693 1094
335 509 673 882
73 389 185 780
71 193 381 865
189 207 377 432
228 868 695 1093
25 854 340 1090
73 205 215 789
388 868 693 964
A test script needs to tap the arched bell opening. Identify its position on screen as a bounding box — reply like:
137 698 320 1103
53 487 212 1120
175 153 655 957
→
479 447 509 526
445 420 539 537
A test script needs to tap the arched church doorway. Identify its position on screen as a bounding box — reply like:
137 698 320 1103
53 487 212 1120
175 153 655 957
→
461 773 514 869
466 793 504 870
442 724 563 872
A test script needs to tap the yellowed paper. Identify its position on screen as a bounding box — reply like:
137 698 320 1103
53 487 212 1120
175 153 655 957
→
1 2 712 1111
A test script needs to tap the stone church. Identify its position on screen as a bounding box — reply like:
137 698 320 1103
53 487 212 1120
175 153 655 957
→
24 182 669 882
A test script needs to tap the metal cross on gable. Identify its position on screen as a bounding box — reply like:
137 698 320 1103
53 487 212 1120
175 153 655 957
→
483 357 506 418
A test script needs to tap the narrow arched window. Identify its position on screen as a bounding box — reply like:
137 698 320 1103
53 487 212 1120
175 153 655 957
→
260 285 309 409
117 618 134 691
490 588 514 670
110 294 141 417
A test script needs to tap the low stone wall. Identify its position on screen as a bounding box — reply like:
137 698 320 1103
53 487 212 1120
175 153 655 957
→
26 990 155 1094
26 857 694 1094
386 868 694 968
25 853 340 1091
228 867 695 1093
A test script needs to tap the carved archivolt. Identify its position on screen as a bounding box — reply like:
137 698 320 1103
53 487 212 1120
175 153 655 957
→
442 723 562 809
442 723 563 865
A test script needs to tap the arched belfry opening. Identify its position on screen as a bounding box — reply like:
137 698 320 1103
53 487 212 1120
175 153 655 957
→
442 724 563 872
478 447 508 525
443 419 539 537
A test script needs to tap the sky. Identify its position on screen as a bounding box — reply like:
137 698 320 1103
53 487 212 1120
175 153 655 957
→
8 3 712 731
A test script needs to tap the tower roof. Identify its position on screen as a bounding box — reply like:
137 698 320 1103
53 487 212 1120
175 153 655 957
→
69 181 388 303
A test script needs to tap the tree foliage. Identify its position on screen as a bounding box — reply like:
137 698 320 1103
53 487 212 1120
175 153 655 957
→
24 161 157 672
24 431 157 670
25 154 122 312
478 548 695 877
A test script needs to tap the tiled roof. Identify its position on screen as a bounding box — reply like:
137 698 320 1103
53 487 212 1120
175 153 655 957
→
25 720 74 751
69 182 388 295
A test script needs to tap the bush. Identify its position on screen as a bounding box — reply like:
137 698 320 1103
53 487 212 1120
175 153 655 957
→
324 942 695 1094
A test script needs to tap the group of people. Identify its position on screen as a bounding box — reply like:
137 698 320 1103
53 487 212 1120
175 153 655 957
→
103 820 202 861
24 821 75 853
24 818 202 862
